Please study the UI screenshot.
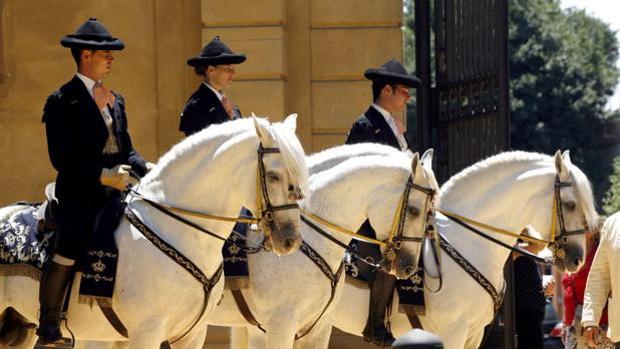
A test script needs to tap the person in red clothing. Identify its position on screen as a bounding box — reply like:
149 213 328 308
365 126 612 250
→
562 229 613 349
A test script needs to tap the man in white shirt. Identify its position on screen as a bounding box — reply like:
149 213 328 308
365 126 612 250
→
38 18 152 348
179 36 246 136
582 212 620 348
345 58 420 346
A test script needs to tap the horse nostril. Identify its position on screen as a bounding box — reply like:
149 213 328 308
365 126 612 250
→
574 258 581 266
404 266 416 276
284 238 295 250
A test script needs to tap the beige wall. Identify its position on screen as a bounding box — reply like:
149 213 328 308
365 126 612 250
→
0 0 202 205
203 0 404 152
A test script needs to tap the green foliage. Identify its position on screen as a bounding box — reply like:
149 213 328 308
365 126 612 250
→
509 0 619 201
603 157 620 215
402 0 619 202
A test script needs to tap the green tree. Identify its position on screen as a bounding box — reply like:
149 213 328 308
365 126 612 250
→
603 157 620 215
509 0 620 201
403 0 619 201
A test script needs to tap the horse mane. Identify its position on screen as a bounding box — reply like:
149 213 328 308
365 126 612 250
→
307 143 407 175
440 150 598 229
141 117 308 196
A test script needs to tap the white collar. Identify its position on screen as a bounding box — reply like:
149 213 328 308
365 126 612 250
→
204 82 224 101
372 103 393 123
76 72 100 96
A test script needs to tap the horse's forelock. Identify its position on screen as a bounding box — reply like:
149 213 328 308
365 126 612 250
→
269 121 309 196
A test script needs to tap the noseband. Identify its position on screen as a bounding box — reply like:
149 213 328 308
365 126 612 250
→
384 176 436 262
256 144 302 236
550 175 587 259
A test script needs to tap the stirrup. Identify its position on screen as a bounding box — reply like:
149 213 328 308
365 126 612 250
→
34 336 73 349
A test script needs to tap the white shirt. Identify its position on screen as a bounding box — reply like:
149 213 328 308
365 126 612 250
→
76 73 112 116
371 103 410 152
204 82 224 101
582 212 620 341
75 73 118 154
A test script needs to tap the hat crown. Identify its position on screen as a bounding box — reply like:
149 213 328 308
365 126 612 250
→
200 36 234 58
72 18 113 39
380 58 408 75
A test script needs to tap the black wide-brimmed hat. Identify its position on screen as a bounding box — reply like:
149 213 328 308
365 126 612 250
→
60 18 124 50
187 36 246 67
364 59 420 88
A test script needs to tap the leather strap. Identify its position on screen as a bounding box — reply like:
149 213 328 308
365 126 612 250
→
97 299 129 338
406 312 424 330
231 289 266 333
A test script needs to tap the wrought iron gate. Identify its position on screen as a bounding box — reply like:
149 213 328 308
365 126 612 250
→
413 0 513 348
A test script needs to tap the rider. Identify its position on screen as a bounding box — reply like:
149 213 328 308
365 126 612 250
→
37 18 152 348
179 36 246 136
345 58 420 346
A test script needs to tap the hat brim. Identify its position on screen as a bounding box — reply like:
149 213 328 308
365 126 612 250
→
187 53 247 67
364 69 421 88
60 36 125 50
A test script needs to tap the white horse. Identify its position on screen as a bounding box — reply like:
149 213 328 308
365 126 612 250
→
332 150 598 349
210 144 439 349
0 115 308 348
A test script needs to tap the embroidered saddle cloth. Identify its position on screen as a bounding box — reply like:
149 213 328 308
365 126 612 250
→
345 238 426 315
223 208 256 290
0 203 54 278
0 196 123 307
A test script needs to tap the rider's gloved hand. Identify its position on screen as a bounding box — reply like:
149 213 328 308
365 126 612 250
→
100 164 138 190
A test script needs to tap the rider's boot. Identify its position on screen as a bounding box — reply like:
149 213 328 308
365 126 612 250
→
34 258 73 349
363 270 397 347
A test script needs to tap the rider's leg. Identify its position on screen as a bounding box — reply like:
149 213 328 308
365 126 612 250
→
34 254 74 348
363 270 397 347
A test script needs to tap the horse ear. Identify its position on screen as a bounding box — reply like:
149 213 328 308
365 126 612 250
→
554 149 571 178
283 113 298 132
411 152 420 176
421 148 434 169
253 114 272 144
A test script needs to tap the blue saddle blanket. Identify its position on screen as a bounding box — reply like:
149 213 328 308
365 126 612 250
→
0 204 54 277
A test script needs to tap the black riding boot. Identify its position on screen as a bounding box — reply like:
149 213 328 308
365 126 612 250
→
34 261 73 349
363 270 397 347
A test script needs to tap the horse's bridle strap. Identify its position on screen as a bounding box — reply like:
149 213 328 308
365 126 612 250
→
300 209 386 247
128 189 258 224
438 209 549 246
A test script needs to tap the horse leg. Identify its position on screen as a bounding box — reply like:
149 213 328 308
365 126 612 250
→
265 319 296 349
246 326 268 349
293 322 333 349
229 327 249 349
463 325 486 349
432 322 468 349
168 326 207 349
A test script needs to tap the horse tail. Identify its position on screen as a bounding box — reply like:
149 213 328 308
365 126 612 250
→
229 326 249 349
0 307 35 346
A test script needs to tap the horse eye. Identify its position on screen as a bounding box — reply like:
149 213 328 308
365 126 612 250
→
563 201 576 211
267 172 279 182
408 206 420 217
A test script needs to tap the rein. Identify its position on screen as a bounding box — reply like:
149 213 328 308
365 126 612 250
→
437 174 587 262
300 176 432 252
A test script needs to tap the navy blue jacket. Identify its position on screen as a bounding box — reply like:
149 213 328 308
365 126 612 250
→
345 105 409 149
179 83 242 136
42 76 147 198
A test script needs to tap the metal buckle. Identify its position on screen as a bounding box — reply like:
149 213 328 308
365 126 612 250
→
263 210 274 222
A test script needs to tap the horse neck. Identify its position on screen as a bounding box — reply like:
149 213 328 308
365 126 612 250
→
303 165 407 267
439 161 554 284
131 136 258 273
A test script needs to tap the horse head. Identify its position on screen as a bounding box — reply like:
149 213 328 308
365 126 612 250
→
376 149 439 279
252 114 308 256
548 150 597 272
